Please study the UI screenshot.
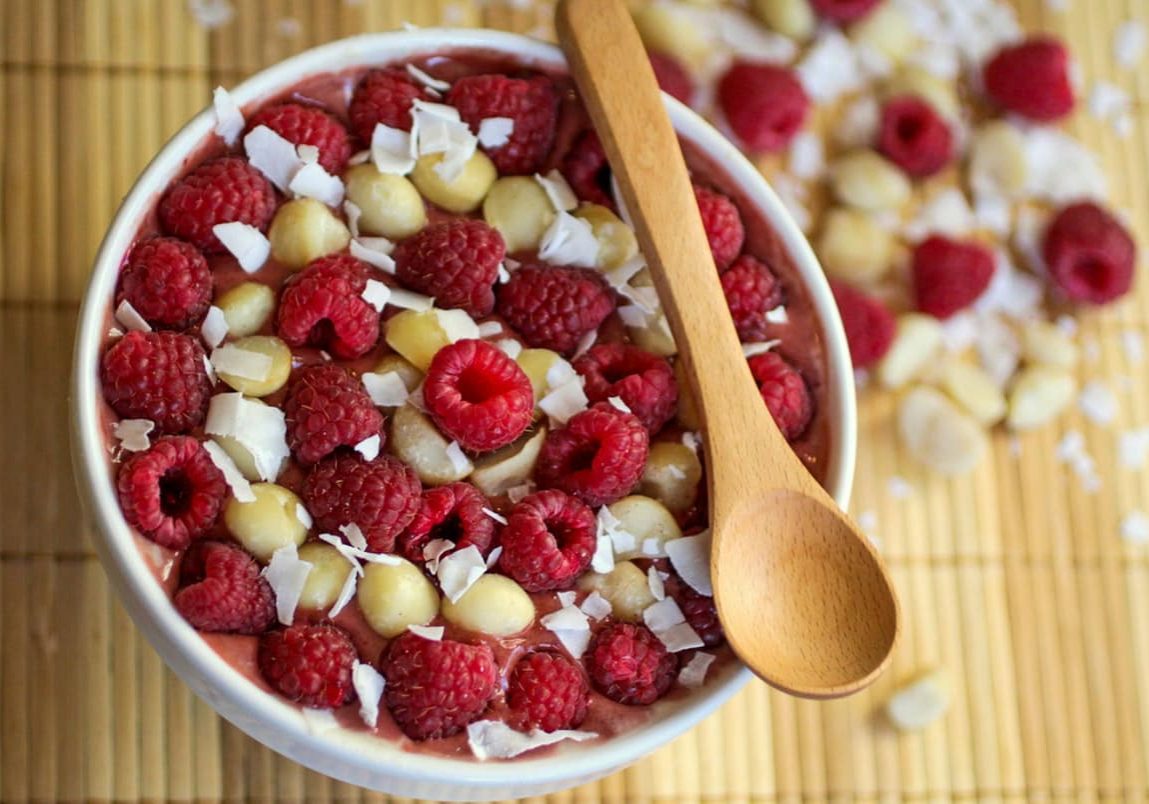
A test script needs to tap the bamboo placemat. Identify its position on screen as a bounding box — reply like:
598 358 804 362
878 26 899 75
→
4 0 1149 800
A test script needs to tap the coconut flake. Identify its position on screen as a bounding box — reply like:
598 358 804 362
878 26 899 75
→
301 707 339 735
386 288 434 311
408 624 445 641
1023 128 1107 203
212 86 244 146
765 305 789 325
478 117 515 149
406 63 451 92
606 396 632 415
476 320 503 339
789 131 825 180
507 482 534 504
358 278 391 313
544 358 577 389
354 434 381 462
371 123 416 175
445 441 473 475
540 603 591 658
262 543 313 625
467 720 598 760
289 161 344 207
362 371 410 407
605 256 646 290
350 238 397 273
557 591 577 608
591 519 616 574
1120 428 1149 469
113 419 154 453
203 439 256 502
644 597 705 652
665 531 712 596
115 299 152 332
1122 511 1149 544
742 340 781 358
617 305 649 328
422 539 456 573
797 30 865 103
352 661 386 729
437 545 487 603
201 305 228 348
244 124 304 192
204 392 289 482
188 0 234 29
482 507 508 526
903 188 976 242
1079 381 1119 425
1115 19 1147 69
343 200 363 238
328 557 361 618
540 377 589 425
834 94 881 149
534 170 579 212
210 344 272 381
580 591 612 620
539 211 600 268
647 566 666 601
678 651 716 687
295 503 313 530
496 338 523 359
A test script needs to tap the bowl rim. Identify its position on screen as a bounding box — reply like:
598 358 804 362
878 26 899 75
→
70 27 856 798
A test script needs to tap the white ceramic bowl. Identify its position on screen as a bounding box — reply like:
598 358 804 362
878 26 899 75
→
71 29 856 801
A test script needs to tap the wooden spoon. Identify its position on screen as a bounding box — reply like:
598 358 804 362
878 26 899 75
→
556 0 899 698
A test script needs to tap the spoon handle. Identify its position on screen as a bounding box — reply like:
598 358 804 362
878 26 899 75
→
555 0 767 446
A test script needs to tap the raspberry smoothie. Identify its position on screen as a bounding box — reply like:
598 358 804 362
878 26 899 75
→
96 50 831 760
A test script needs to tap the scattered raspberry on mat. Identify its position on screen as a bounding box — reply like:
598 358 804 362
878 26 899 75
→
983 36 1076 122
877 96 954 178
831 280 896 370
718 62 809 153
911 235 996 320
1043 201 1137 305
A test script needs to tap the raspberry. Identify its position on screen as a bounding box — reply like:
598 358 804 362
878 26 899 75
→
117 436 226 550
667 576 724 648
257 624 358 709
561 130 615 209
276 254 381 360
282 364 384 465
506 651 590 732
694 184 745 271
748 351 813 441
398 482 498 563
422 339 534 453
649 51 695 106
101 331 212 434
809 0 880 22
535 404 649 507
830 281 896 370
348 68 423 141
393 220 505 317
573 344 677 434
174 541 276 634
877 96 954 178
1043 201 1136 305
446 74 559 175
911 235 996 319
301 453 421 553
717 62 809 153
158 157 277 253
116 237 212 330
585 622 678 706
983 37 1075 122
497 490 596 592
380 632 499 740
496 265 615 356
720 255 784 342
247 103 352 174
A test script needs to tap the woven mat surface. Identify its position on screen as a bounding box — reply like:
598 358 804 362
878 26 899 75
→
4 1 1149 801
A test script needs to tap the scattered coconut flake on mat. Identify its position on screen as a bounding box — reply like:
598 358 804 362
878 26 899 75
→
1121 511 1149 545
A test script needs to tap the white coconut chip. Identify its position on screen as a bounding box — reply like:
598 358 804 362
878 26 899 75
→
797 30 865 103
370 123 416 176
348 149 371 166
678 652 716 688
742 340 781 358
1023 128 1107 204
618 284 659 314
545 358 577 389
788 131 825 180
107 326 124 338
506 483 533 504
665 531 713 597
540 604 591 658
476 320 503 339
262 543 313 626
204 392 290 482
604 255 646 289
477 117 515 149
203 439 255 502
203 354 216 384
902 188 976 242
534 169 579 212
201 305 228 348
350 238 397 273
244 124 304 193
467 720 598 760
352 661 386 729
354 434 381 462
573 329 598 360
643 597 688 632
289 161 344 207
496 338 523 359
295 503 313 530
212 86 244 146
1057 430 1102 493
437 545 487 603
113 419 154 453
1121 511 1149 545
540 377 589 425
765 305 789 325
359 278 391 313
115 299 152 332
406 63 451 92
580 591 612 621
422 538 456 573
188 0 234 29
647 566 666 601
482 507 508 526
386 288 434 311
362 371 410 407
210 344 272 381
407 624 445 641
1115 19 1147 69
445 441 473 475
1079 380 1119 425
300 707 339 735
591 519 615 574
640 537 664 558
343 200 363 238
485 546 503 569
539 212 600 268
617 305 649 329
296 144 319 164
557 591 577 608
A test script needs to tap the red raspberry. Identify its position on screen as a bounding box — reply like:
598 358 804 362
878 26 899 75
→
116 237 212 330
301 453 421 553
283 364 384 465
506 651 590 732
809 0 880 22
649 51 695 106
561 130 615 209
877 96 954 178
158 157 277 253
101 331 211 434
718 62 809 153
748 351 813 441
585 622 677 706
830 281 896 370
398 482 497 563
911 235 996 319
498 490 596 592
174 541 276 635
446 74 559 175
247 103 352 174
423 339 534 453
348 68 423 141
276 254 381 360
1043 201 1136 305
573 344 677 434
257 624 358 709
667 576 724 648
393 220 505 317
497 265 615 356
694 184 745 271
983 37 1075 122
536 404 649 507
720 255 784 342
380 632 499 740
117 436 226 550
